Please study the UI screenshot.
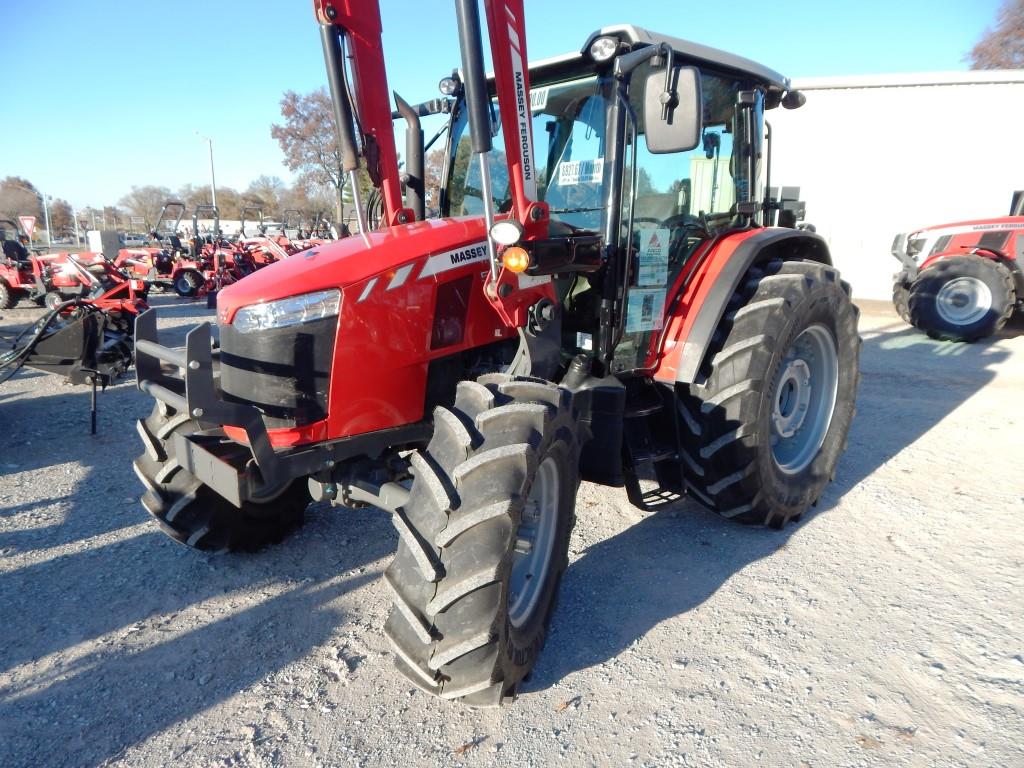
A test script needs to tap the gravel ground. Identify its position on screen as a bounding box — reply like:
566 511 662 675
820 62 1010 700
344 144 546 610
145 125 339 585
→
1 295 1022 768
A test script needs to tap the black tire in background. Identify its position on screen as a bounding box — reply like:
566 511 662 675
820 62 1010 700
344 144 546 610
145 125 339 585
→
384 375 579 706
908 255 1015 342
133 403 308 552
0 280 14 310
44 291 64 311
173 270 203 298
678 259 861 528
892 280 911 324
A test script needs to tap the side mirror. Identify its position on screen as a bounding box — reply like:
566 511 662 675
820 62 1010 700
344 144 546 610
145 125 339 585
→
643 65 702 154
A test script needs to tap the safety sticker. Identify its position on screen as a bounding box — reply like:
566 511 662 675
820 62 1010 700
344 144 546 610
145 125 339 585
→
557 158 604 186
637 228 670 286
625 288 665 333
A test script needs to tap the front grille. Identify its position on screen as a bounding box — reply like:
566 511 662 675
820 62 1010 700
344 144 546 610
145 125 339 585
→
219 316 336 429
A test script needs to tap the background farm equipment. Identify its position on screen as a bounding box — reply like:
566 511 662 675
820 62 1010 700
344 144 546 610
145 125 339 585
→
892 194 1024 341
171 205 255 301
114 201 188 292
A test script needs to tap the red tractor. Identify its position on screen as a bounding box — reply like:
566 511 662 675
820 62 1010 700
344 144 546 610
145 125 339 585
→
171 205 255 299
0 218 37 309
891 193 1024 341
114 201 188 291
132 1 860 706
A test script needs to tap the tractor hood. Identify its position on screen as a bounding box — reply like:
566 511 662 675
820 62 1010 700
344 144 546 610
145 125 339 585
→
216 216 489 324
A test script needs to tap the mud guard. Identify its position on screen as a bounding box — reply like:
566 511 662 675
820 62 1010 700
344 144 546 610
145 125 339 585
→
673 228 832 384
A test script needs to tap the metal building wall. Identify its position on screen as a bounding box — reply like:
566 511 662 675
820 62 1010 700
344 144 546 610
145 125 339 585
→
767 71 1024 300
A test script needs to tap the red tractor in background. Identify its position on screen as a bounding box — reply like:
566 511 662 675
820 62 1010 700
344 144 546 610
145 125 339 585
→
114 201 188 292
132 0 860 706
171 205 255 299
891 192 1024 341
0 218 37 309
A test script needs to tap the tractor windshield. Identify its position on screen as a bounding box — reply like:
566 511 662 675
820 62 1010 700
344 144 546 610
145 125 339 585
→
446 74 613 233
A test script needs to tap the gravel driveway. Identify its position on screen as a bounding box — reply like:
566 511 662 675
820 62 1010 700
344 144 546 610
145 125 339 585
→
1 296 1021 767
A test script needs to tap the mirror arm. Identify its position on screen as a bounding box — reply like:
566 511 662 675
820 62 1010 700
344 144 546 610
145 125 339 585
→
612 42 669 80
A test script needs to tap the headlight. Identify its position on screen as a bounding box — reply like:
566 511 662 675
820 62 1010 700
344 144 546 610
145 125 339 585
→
589 35 619 62
232 288 341 333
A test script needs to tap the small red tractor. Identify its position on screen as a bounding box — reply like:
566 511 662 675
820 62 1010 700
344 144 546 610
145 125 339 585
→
114 201 188 291
891 193 1024 341
132 1 860 705
171 205 255 299
0 219 37 309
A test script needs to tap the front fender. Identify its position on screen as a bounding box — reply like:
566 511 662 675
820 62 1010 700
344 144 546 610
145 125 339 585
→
654 227 832 385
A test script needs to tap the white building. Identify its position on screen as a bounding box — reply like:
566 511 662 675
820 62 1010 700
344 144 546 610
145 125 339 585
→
768 70 1024 300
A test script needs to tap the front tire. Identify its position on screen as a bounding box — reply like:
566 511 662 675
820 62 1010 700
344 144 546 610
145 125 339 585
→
44 291 64 311
678 260 860 528
133 403 308 552
892 280 911 324
908 255 1015 341
384 375 579 706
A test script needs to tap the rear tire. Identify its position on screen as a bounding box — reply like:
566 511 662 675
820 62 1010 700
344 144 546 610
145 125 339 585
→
678 260 860 528
133 403 308 552
383 375 579 706
908 255 1014 341
173 269 203 298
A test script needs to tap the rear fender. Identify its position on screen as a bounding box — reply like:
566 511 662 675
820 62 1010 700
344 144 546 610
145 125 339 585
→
654 228 832 385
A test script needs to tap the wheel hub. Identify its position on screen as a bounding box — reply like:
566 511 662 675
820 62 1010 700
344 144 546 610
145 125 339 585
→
772 359 812 438
935 276 992 326
770 324 839 475
508 456 559 629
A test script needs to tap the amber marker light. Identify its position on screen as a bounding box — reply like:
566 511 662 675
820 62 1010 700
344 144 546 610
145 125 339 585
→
502 246 530 273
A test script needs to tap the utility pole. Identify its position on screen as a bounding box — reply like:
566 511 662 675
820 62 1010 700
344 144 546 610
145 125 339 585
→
42 194 52 245
196 132 217 210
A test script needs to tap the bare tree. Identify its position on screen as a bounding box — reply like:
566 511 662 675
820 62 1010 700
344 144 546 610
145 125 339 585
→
967 0 1024 69
49 199 74 236
0 177 44 224
244 175 286 213
271 89 346 222
118 185 173 230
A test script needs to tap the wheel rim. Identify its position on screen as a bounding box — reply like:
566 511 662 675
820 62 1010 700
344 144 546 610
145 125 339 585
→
770 324 839 475
508 456 560 629
935 276 992 326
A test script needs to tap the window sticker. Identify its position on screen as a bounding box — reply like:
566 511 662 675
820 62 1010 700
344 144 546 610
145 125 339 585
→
626 288 666 333
557 158 604 186
637 228 670 286
530 87 549 112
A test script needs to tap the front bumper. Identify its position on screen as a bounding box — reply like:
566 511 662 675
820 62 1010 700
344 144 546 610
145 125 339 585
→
890 232 919 282
134 309 429 507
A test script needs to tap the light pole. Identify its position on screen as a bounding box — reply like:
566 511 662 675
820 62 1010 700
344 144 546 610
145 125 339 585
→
42 194 52 244
196 132 217 210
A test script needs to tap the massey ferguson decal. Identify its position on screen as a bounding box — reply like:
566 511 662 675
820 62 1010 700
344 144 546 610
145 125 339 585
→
419 241 490 278
505 6 537 199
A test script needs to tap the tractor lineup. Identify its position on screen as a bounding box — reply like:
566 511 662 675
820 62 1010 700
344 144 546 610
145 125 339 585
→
0 205 337 385
124 0 864 708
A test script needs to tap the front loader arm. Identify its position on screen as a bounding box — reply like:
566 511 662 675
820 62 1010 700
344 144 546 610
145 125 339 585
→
314 0 413 228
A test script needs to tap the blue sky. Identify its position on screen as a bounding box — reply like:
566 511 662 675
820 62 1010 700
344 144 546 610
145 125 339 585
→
1 0 1000 209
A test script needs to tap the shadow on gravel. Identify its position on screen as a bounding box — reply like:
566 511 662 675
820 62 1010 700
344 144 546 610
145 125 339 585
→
0 505 394 768
530 317 1016 690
